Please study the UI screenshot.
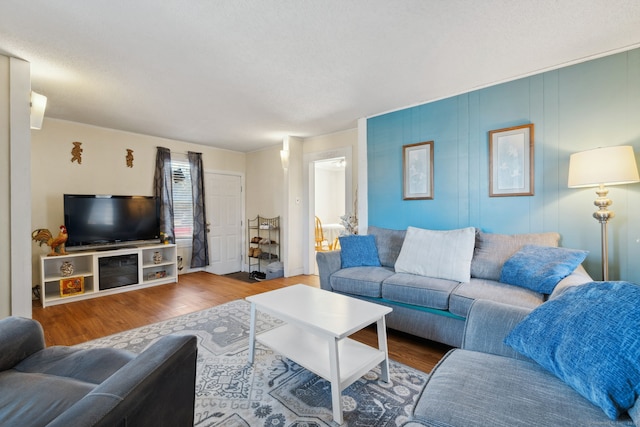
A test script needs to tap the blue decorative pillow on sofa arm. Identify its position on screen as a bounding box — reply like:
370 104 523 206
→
500 245 588 294
338 235 381 268
504 281 640 420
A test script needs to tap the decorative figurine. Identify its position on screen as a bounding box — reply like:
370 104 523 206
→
32 225 69 256
71 141 83 164
126 149 134 167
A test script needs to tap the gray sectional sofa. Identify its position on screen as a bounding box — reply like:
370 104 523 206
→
318 225 640 425
0 316 198 426
316 225 592 347
408 296 639 426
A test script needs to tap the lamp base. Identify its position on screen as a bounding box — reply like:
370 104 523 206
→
593 184 612 281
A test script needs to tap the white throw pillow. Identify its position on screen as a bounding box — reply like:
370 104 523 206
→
394 226 476 282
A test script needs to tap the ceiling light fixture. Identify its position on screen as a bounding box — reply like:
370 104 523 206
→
280 137 290 171
30 91 47 130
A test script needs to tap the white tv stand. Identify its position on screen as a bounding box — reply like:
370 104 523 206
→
39 243 177 307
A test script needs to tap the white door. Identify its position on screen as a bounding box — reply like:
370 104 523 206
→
205 173 243 275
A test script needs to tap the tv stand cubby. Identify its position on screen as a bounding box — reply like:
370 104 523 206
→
39 244 177 307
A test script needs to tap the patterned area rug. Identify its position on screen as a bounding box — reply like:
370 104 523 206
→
77 299 429 426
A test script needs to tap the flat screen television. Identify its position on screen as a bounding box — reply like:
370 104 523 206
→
64 194 160 249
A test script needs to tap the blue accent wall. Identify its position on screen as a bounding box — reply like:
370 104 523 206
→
367 48 640 282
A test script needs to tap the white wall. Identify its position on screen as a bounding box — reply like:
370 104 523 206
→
304 128 358 205
10 57 32 317
1 55 32 318
0 55 8 317
245 145 283 220
314 166 346 224
284 136 304 277
30 118 246 286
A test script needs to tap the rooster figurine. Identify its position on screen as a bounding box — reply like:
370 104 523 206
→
32 225 69 256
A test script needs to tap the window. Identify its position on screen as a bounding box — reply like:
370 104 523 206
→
171 155 193 239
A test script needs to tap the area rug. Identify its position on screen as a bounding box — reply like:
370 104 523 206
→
77 299 429 427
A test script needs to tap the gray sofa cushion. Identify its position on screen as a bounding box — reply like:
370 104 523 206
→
630 400 640 426
471 231 560 281
367 226 406 268
330 266 395 297
449 278 544 318
382 272 459 310
461 299 533 360
413 349 635 427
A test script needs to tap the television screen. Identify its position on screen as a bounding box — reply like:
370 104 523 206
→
64 194 160 248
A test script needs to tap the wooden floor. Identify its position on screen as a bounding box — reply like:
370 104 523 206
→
32 271 451 373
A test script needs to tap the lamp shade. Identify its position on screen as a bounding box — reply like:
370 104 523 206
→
568 146 639 188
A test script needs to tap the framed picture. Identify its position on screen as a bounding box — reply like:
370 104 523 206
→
60 276 84 297
488 124 534 197
403 141 434 200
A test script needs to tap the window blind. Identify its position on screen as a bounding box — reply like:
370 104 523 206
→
171 154 193 239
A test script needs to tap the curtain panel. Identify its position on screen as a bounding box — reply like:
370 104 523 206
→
154 146 174 242
188 151 209 268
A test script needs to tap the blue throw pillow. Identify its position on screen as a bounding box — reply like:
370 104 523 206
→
500 245 588 294
339 235 381 268
504 281 640 419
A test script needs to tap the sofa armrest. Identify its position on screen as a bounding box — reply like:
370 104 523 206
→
0 317 45 371
316 250 341 291
549 264 592 300
461 299 532 360
46 334 198 427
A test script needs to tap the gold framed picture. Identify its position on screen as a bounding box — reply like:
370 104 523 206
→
60 276 84 297
489 123 534 197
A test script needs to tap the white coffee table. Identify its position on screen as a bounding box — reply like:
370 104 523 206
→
246 284 392 425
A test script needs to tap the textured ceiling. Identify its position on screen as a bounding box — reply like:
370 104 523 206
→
1 1 640 152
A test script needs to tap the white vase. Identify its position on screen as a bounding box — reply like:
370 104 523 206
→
153 251 162 264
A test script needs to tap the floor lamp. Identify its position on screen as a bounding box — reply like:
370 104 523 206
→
568 146 639 281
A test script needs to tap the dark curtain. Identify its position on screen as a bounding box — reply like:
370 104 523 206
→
154 147 174 242
188 151 209 268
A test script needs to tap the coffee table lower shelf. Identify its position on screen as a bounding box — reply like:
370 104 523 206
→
256 324 387 391
247 285 392 424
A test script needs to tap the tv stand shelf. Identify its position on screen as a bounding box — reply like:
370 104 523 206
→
39 244 177 307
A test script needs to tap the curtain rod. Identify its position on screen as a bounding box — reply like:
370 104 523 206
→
156 148 202 156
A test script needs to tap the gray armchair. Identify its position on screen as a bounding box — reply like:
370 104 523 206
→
0 316 197 426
